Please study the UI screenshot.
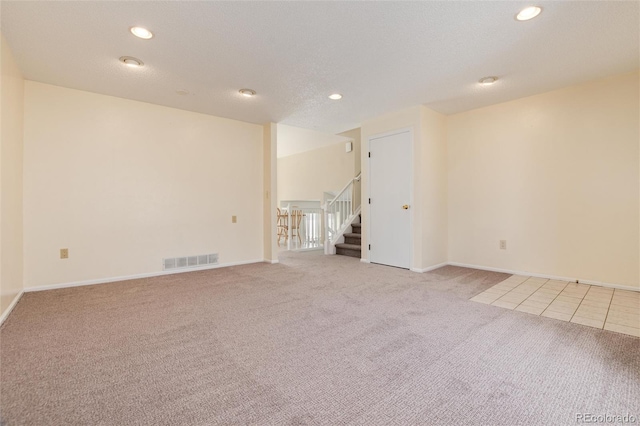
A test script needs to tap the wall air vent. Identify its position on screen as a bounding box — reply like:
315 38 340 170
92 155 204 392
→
163 253 218 271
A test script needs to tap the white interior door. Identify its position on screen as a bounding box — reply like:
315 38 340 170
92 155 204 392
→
369 130 412 269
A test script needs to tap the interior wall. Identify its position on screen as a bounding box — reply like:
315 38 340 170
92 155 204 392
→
419 106 448 269
263 123 277 263
338 127 362 208
447 71 640 288
277 141 356 203
0 35 25 315
361 106 424 269
23 82 264 289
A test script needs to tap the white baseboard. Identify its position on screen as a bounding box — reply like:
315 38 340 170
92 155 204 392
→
264 259 280 264
0 290 24 326
447 261 639 293
23 259 264 293
360 258 370 263
410 262 448 273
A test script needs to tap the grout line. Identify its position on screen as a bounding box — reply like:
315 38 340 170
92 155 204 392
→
602 291 615 330
569 285 594 324
540 281 571 317
602 290 618 328
574 287 613 329
482 278 638 336
512 279 548 311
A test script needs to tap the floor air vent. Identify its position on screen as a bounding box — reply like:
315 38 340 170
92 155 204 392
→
163 253 218 270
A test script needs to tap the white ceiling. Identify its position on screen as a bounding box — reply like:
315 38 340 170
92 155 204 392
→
2 1 638 134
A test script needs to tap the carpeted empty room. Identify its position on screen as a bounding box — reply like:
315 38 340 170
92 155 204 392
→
1 251 638 425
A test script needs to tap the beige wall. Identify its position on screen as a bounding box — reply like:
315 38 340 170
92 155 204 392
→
361 106 425 270
360 106 448 271
420 106 448 269
1 35 25 315
23 82 264 289
338 127 362 208
263 123 277 263
447 71 639 288
277 140 357 203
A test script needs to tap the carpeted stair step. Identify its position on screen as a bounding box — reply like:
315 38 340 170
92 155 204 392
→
351 223 362 234
344 233 361 245
335 243 361 258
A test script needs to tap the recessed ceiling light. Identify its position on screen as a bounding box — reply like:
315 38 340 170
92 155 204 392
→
239 89 256 97
329 93 342 100
478 76 498 86
516 6 542 21
119 56 144 67
130 26 154 39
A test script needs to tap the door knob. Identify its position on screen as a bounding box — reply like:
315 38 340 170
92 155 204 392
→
402 205 410 209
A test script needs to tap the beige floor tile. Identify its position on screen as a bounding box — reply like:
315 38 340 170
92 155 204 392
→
603 322 640 338
614 289 640 298
583 290 612 300
586 286 613 294
492 283 518 290
491 300 519 310
524 283 547 289
531 288 557 295
583 296 612 305
605 309 639 320
497 281 522 289
572 308 607 321
579 298 611 309
496 279 521 286
497 292 528 300
510 287 537 296
559 290 588 299
522 282 547 288
545 302 579 314
610 297 640 308
483 287 509 296
546 279 569 286
570 316 604 329
542 282 568 290
575 303 609 314
540 287 565 295
606 312 640 328
519 299 552 310
515 304 545 315
470 294 500 304
553 296 583 305
541 310 573 321
606 317 640 329
535 287 562 295
564 283 590 290
527 292 556 302
608 304 639 314
501 279 527 288
612 292 640 302
479 277 639 337
611 294 637 302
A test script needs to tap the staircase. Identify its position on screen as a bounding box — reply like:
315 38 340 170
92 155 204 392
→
335 216 361 258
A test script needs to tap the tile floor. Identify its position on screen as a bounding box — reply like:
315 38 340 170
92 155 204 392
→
470 275 640 337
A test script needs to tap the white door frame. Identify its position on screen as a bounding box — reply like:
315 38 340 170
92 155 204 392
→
366 127 414 269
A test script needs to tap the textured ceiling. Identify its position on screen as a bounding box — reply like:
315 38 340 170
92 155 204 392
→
1 1 638 133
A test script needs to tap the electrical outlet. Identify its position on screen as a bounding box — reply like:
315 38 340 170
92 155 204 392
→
499 240 507 250
232 215 237 223
60 248 69 259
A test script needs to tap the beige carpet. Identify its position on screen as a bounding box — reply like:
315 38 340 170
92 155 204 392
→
1 251 638 425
